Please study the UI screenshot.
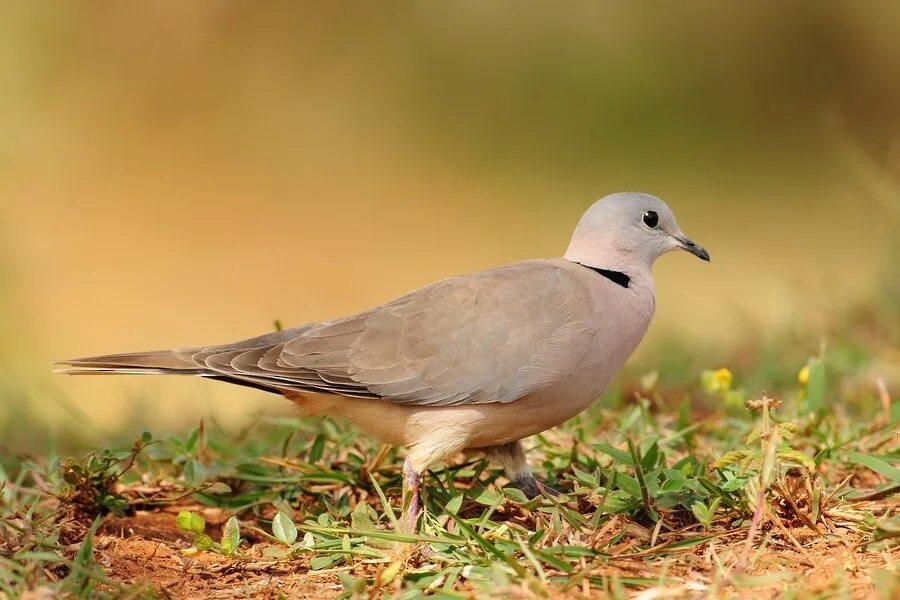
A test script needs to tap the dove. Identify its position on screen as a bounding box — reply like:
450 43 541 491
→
57 192 709 529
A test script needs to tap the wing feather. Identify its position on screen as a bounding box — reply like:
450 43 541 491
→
61 260 595 406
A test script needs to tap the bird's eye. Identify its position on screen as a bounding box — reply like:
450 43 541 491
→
642 211 659 228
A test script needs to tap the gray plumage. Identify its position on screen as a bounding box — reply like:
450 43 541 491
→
58 261 595 407
57 192 708 523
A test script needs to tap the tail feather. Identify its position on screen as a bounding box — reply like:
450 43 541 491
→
54 348 289 395
55 326 315 395
54 349 201 374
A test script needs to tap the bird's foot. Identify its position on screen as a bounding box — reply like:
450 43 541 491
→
511 474 560 499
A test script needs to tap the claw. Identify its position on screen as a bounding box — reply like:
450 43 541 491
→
537 480 561 497
511 474 559 499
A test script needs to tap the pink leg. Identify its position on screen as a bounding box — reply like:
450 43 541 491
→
403 457 421 532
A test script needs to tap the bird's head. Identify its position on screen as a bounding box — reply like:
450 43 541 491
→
564 192 709 275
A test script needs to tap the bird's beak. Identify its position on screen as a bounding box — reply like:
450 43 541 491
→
675 235 710 262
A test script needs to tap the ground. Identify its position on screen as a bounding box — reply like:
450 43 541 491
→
75 497 895 599
17 488 900 599
2 324 899 598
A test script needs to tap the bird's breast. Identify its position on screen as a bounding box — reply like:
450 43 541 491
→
564 276 656 410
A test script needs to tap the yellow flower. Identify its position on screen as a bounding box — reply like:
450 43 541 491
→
798 365 810 386
702 367 733 395
713 368 732 390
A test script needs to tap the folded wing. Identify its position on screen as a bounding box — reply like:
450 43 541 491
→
59 261 594 407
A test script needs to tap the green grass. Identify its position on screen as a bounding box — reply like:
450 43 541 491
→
1 304 898 599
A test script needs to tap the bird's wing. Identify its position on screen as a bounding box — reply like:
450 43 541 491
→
57 261 598 406
196 260 595 406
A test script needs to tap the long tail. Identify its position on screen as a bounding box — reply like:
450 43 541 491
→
54 349 203 376
55 328 314 395
55 336 300 395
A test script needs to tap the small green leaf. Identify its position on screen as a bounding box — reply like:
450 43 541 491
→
594 444 634 466
848 452 900 484
659 476 685 493
777 422 800 438
185 427 201 455
777 448 816 471
203 482 232 495
310 554 342 570
502 487 529 503
691 497 720 529
472 487 501 506
350 501 377 531
571 467 598 487
711 450 751 470
641 440 660 472
446 511 526 577
272 511 298 545
612 472 641 499
194 533 214 551
697 477 740 509
720 477 746 492
603 490 641 513
691 501 711 527
67 518 101 592
309 434 326 463
176 511 206 535
220 516 241 556
445 493 464 515
183 459 206 486
73 517 100 569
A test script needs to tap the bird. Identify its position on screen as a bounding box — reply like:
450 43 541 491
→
57 192 709 529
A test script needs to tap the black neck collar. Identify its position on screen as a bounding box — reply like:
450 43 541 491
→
575 262 630 288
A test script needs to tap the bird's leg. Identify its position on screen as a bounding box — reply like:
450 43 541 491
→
402 431 470 531
402 456 422 532
485 440 559 498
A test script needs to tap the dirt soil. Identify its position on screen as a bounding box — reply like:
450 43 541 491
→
95 507 340 599
72 503 898 599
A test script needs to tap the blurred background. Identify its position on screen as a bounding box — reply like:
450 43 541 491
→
1 2 898 452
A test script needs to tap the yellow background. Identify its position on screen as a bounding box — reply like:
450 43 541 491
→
1 3 897 438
